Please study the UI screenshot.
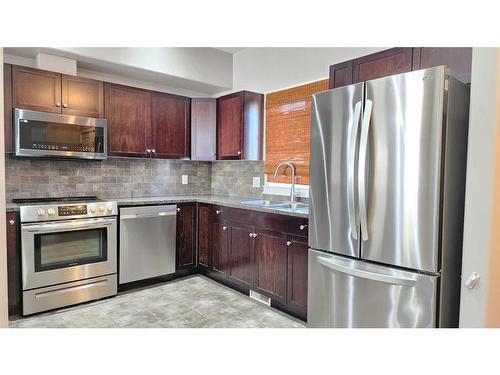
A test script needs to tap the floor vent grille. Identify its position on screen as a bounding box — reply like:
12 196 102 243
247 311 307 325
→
249 290 271 306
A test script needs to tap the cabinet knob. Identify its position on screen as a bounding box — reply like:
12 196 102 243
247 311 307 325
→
222 226 228 231
56 102 61 107
249 233 257 238
237 151 241 155
212 152 216 156
216 210 221 215
62 103 68 108
299 224 308 231
286 240 293 247
177 208 181 212
151 149 156 154
9 220 15 226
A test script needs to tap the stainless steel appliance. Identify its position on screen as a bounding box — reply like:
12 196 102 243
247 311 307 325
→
13 108 107 160
17 196 118 315
308 66 469 328
119 205 177 284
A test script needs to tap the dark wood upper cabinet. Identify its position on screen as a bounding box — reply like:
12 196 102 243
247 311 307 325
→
6 212 21 315
198 203 210 268
329 60 354 89
211 221 228 276
4 64 12 153
253 228 288 303
217 91 263 160
151 92 190 159
414 47 472 84
61 75 104 118
353 48 414 83
12 65 62 113
191 98 217 161
227 223 254 289
104 83 151 157
286 236 308 316
176 203 196 270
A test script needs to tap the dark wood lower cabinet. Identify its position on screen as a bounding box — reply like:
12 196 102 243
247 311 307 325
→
6 212 21 315
253 228 288 304
198 204 210 268
286 236 308 317
227 223 254 289
176 203 196 270
211 221 228 276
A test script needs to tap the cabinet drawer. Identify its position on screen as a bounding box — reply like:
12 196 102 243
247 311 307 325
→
212 205 254 226
287 217 309 237
254 211 288 233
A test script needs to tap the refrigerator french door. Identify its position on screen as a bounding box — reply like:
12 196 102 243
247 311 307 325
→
308 66 469 328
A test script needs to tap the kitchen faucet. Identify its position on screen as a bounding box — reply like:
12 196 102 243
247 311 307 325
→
273 161 297 203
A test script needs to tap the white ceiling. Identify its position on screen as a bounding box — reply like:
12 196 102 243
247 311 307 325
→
215 48 246 54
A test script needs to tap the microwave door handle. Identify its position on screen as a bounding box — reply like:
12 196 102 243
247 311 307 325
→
358 99 372 242
316 256 417 287
347 100 362 240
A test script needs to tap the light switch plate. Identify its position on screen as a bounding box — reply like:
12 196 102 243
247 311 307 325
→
252 177 260 188
182 175 188 185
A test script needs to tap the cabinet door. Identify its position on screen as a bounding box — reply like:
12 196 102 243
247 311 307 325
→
191 98 216 160
286 236 308 316
353 48 414 83
152 93 190 158
12 65 62 113
227 223 254 288
253 228 287 303
217 94 243 159
415 47 472 84
104 83 151 157
329 60 354 89
6 212 21 315
61 75 104 118
198 203 210 268
4 63 12 153
176 203 196 270
211 221 228 276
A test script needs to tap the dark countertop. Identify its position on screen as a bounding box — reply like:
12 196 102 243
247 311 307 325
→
6 195 309 218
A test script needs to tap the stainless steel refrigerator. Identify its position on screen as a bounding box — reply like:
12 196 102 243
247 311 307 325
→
308 66 469 328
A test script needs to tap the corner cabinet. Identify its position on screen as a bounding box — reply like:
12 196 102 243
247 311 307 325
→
191 98 217 160
217 91 264 160
12 65 104 117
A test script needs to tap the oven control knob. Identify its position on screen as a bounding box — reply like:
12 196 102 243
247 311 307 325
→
90 207 97 214
106 207 113 213
99 206 105 213
37 209 46 216
47 208 56 216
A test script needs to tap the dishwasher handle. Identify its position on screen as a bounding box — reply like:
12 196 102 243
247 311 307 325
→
120 211 177 220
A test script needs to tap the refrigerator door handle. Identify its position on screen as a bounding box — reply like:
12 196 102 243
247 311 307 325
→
316 256 417 287
347 100 363 239
358 99 373 241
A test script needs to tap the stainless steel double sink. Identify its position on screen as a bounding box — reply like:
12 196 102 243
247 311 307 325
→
240 199 308 214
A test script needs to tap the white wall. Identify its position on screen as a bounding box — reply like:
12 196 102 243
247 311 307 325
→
0 49 9 327
459 48 500 327
232 47 385 93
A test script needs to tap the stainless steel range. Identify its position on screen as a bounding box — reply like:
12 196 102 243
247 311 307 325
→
15 196 118 315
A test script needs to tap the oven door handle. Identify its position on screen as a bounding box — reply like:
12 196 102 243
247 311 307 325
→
22 218 116 233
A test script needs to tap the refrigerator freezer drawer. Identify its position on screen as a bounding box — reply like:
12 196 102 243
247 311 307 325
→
307 249 438 328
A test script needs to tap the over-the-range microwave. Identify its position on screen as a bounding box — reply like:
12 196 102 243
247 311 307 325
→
13 108 108 160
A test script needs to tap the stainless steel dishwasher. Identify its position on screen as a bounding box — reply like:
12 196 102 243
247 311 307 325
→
119 205 177 284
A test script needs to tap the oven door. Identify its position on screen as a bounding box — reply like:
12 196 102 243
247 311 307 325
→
21 217 117 290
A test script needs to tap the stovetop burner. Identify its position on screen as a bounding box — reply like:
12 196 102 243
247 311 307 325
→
12 196 100 204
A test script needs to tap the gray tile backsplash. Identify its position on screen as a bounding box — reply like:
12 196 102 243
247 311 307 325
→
211 161 264 198
5 157 212 200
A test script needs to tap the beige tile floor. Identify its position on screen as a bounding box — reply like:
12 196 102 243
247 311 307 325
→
9 275 306 328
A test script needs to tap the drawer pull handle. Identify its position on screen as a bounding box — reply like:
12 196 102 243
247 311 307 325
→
299 224 307 231
286 240 293 247
216 210 221 215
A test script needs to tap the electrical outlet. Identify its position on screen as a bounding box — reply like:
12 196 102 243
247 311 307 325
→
182 175 188 185
252 177 260 188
